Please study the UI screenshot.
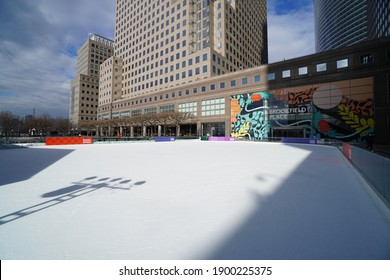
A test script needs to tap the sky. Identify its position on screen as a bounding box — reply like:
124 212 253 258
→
0 0 315 118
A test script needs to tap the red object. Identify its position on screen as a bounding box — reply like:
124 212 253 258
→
342 142 352 161
318 120 330 133
45 137 93 145
251 94 262 102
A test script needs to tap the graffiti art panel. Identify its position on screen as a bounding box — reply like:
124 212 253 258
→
231 77 374 141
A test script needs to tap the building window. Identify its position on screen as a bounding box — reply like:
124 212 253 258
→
282 70 291 78
253 75 261 83
210 84 215 90
220 82 225 89
242 77 248 84
337 59 348 69
179 101 197 116
298 67 308 75
160 104 175 113
201 98 225 116
316 63 327 72
144 107 157 114
360 54 373 64
131 109 142 117
230 80 236 87
268 72 275 80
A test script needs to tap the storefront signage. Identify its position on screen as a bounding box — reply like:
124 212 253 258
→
269 105 310 120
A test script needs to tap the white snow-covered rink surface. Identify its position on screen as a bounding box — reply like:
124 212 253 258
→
1 141 390 260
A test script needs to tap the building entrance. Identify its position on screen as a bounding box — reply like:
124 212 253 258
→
271 127 305 140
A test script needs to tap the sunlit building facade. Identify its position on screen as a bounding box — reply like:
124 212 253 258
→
113 0 268 99
70 34 114 127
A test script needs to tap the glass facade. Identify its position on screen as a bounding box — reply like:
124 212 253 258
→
368 0 390 39
315 0 389 52
315 0 368 52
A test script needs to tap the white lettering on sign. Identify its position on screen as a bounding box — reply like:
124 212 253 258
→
82 138 92 144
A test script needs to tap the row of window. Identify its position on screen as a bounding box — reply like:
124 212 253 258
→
107 97 226 120
98 73 262 113
275 54 377 80
98 47 387 116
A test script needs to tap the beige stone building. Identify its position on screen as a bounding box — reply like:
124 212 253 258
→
98 56 123 120
70 34 114 129
113 0 267 100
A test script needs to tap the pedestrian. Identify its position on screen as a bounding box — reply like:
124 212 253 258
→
366 133 374 151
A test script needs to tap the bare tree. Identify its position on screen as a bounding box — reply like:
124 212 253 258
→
53 117 70 135
168 111 195 126
36 113 53 136
79 120 97 136
0 111 19 140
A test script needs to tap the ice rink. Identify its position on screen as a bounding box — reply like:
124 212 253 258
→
1 141 390 260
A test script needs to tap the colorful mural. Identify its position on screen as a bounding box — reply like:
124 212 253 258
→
231 77 374 141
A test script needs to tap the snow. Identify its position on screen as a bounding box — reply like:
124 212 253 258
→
0 141 390 260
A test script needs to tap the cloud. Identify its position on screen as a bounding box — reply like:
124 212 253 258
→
267 0 315 63
0 0 115 117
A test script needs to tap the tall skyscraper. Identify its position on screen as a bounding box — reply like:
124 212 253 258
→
114 0 268 99
368 0 390 40
69 34 114 128
315 0 390 52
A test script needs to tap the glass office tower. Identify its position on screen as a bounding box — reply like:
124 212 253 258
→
368 0 390 39
315 0 368 52
315 0 390 52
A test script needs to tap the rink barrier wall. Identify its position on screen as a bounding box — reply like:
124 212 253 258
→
342 143 390 206
281 137 317 144
154 137 175 142
208 137 236 141
45 137 93 145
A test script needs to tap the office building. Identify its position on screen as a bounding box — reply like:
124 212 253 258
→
95 35 390 144
113 0 268 101
315 0 390 52
69 34 114 128
99 56 124 120
368 0 390 39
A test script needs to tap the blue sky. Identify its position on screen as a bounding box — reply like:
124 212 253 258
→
0 0 315 118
